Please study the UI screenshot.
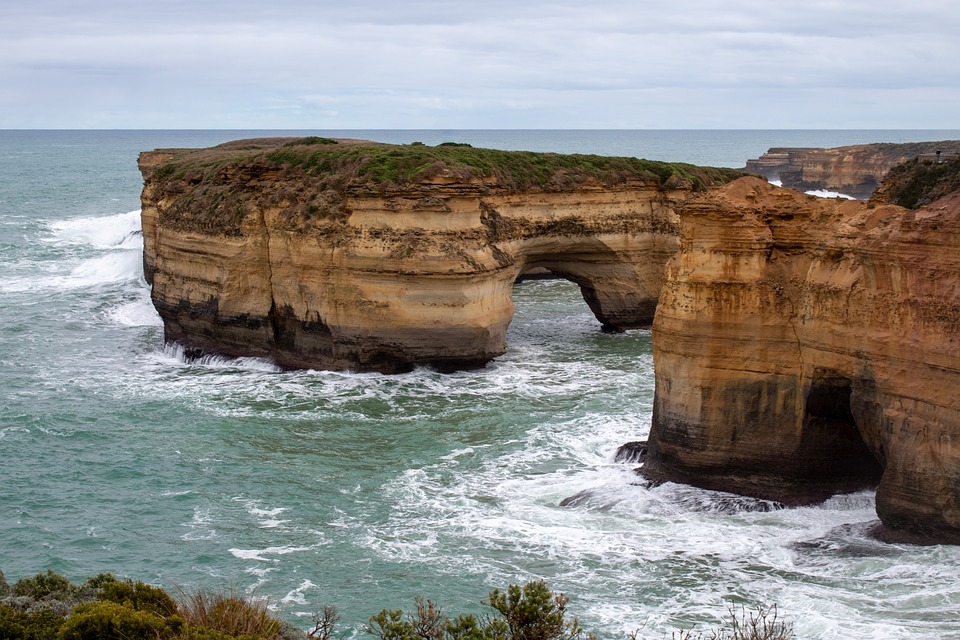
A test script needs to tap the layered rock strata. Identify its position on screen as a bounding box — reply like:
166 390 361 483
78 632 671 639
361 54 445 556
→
140 138 739 373
743 141 960 199
643 176 960 542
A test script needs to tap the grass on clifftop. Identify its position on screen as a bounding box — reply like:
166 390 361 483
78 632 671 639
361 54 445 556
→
265 138 742 191
152 137 742 194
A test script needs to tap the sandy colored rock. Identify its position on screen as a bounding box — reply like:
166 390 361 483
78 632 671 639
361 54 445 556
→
643 176 960 543
140 139 738 373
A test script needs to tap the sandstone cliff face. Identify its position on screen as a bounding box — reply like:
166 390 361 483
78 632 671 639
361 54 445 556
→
743 141 960 199
140 139 737 373
643 176 960 542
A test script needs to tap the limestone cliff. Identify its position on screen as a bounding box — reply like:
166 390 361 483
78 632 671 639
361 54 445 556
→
643 176 960 543
743 141 960 199
140 138 740 373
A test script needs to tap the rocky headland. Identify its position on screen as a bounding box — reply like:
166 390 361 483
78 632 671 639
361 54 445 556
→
139 138 739 373
743 140 960 199
642 172 960 543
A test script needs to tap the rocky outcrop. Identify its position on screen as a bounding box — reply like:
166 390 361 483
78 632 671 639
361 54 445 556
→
743 141 960 199
642 176 960 543
140 138 740 373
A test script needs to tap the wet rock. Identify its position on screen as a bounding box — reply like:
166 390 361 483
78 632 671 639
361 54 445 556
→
614 440 647 463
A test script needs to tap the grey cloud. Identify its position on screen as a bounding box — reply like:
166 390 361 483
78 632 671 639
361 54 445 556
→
1 0 958 127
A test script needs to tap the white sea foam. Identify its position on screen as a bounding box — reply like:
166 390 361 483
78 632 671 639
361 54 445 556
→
107 292 163 327
158 343 281 373
180 506 218 541
0 426 30 440
806 188 857 200
281 580 317 605
59 250 144 289
2 210 146 293
47 210 143 248
228 545 314 562
766 177 857 200
238 499 291 529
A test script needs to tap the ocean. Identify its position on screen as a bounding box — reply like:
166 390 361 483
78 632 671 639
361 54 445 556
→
2 129 960 639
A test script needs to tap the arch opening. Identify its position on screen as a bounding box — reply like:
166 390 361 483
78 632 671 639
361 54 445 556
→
799 369 884 495
514 242 660 333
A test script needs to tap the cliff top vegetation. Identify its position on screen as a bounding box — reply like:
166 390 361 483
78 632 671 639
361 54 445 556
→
143 137 743 194
871 153 960 209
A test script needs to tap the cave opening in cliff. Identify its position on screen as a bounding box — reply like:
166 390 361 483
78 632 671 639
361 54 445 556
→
800 370 884 492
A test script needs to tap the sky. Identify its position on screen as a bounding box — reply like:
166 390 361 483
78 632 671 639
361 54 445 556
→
1 0 959 129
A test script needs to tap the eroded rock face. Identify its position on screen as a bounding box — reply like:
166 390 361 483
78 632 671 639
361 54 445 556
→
643 176 960 542
140 139 735 373
743 141 960 199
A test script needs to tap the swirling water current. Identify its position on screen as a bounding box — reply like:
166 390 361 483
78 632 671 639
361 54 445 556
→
2 129 960 639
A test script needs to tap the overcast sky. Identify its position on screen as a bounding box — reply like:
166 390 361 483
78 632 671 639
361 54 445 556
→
1 0 958 129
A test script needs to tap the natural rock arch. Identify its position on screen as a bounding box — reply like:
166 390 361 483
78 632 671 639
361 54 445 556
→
140 140 702 373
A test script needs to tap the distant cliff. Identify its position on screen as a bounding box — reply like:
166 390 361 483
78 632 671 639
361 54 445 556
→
139 138 740 373
743 141 960 198
643 176 960 543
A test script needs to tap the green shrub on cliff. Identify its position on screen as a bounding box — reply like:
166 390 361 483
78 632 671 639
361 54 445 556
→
871 154 960 209
57 600 184 640
0 570 294 640
95 574 179 617
366 581 594 640
12 569 75 600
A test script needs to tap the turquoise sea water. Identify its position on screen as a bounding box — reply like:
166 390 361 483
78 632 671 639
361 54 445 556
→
2 129 960 639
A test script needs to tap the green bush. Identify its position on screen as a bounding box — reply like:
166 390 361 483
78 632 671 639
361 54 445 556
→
366 581 592 640
95 574 179 617
12 569 74 600
56 600 183 640
285 137 338 147
486 581 589 640
0 603 66 640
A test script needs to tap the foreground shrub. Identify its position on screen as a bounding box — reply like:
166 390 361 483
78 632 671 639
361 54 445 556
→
366 581 592 640
0 603 65 640
177 587 283 639
12 569 75 600
0 567 795 640
95 573 179 617
487 581 589 640
56 599 183 640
